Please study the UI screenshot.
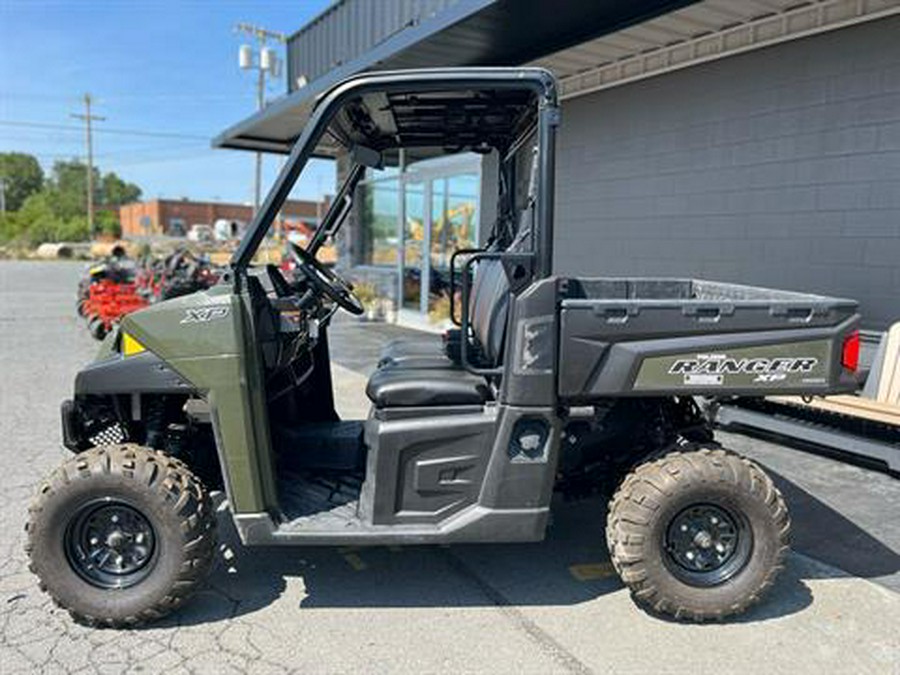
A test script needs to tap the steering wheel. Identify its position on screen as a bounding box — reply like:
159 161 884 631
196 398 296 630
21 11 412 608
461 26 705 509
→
288 242 365 315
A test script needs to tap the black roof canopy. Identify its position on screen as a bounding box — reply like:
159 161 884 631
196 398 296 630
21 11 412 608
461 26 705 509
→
214 0 694 153
322 85 537 158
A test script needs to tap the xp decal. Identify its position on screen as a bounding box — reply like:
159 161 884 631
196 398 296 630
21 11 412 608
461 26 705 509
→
180 306 230 324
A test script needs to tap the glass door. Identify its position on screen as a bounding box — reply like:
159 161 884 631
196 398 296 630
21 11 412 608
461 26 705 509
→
427 173 479 322
398 156 481 325
401 181 426 313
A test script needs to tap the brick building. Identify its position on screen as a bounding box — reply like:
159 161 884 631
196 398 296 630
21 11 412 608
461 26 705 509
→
119 198 326 238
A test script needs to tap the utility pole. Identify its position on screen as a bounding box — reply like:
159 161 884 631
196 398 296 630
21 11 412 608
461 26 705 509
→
235 23 286 215
0 177 6 214
70 94 105 238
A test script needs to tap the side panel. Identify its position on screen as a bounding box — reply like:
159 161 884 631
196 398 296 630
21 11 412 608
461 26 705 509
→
360 402 560 532
362 409 496 525
121 287 277 514
558 304 860 400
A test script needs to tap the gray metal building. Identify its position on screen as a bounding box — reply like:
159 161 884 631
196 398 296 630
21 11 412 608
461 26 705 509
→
217 0 900 330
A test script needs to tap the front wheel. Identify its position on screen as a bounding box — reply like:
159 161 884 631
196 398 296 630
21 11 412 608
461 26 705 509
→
606 446 790 621
26 444 216 627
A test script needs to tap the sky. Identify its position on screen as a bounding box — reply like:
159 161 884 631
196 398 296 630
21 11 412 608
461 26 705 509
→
0 0 335 205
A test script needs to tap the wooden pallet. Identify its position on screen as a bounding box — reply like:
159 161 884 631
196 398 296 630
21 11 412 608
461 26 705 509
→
766 322 900 426
874 323 900 405
767 394 900 428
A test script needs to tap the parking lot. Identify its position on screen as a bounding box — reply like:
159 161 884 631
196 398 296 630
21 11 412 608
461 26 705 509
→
1 260 898 674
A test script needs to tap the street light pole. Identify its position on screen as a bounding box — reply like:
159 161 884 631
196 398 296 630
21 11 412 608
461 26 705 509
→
70 94 105 238
235 23 286 216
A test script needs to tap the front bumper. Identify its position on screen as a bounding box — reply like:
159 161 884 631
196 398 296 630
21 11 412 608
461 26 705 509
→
60 399 84 451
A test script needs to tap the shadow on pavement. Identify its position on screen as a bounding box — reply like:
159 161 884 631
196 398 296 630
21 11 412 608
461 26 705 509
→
767 468 900 582
150 471 900 629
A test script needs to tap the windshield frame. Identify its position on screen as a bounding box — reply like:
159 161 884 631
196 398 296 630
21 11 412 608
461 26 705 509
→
305 162 364 256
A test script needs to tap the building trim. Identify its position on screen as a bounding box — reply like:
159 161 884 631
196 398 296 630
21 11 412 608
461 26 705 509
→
557 0 900 100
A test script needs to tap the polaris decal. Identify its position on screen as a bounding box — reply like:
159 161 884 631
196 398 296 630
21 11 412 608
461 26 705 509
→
632 341 831 391
180 306 230 324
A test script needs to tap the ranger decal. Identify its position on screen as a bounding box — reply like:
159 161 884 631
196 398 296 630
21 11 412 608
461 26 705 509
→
667 354 819 385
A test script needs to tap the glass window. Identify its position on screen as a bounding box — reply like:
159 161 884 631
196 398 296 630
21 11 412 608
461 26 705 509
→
168 217 186 237
357 179 399 266
403 182 425 311
427 172 479 322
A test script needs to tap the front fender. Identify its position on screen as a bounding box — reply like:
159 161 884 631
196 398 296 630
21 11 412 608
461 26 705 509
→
75 350 194 396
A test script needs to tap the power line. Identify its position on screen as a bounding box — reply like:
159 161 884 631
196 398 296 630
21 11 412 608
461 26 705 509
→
0 120 209 140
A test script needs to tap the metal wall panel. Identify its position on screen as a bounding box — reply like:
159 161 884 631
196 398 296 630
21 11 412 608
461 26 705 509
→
287 0 460 91
554 17 900 330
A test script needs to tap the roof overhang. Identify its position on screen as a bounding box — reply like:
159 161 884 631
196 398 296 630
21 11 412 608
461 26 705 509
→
532 0 900 100
214 0 695 153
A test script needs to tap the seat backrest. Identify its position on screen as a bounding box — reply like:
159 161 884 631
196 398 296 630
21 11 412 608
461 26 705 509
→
466 157 536 366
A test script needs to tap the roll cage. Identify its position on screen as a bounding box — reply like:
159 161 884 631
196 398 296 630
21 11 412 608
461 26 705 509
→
230 67 559 280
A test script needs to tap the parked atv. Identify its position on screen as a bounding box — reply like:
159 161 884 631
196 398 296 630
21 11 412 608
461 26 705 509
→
75 248 147 341
29 68 860 627
155 249 221 301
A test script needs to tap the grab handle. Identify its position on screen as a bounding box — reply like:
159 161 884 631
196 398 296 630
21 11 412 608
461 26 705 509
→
683 305 724 323
603 307 630 324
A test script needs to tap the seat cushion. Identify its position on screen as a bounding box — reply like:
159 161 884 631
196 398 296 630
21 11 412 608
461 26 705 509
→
380 354 456 370
380 336 444 359
378 335 445 368
366 367 492 408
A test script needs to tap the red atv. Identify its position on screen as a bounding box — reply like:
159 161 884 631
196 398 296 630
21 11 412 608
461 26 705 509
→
76 251 148 341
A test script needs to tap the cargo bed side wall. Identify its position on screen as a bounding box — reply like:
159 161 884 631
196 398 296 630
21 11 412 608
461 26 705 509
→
558 305 860 399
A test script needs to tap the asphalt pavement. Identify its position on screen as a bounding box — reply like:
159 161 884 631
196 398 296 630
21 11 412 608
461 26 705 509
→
1 260 898 675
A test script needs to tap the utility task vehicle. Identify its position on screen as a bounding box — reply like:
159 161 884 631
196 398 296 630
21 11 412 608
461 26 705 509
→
27 69 861 626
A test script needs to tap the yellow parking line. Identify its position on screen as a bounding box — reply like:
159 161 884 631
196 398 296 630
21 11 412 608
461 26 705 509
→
342 552 368 571
569 562 616 581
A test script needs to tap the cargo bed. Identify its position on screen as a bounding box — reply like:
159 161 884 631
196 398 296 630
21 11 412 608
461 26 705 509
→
557 278 859 400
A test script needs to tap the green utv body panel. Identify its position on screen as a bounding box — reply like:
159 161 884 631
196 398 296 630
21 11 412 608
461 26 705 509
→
120 285 277 514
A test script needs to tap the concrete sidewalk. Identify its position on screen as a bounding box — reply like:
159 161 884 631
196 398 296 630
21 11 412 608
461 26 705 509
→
1 261 898 675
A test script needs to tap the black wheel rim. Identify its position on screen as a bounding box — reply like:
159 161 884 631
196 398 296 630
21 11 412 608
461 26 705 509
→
664 503 752 587
64 499 157 589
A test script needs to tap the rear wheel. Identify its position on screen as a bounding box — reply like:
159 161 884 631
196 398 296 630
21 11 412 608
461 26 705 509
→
26 444 216 627
606 446 789 621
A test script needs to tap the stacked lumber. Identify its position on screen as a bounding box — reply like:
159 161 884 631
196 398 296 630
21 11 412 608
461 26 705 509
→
767 322 900 424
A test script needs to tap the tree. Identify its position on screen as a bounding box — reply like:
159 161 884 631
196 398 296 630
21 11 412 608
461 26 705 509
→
17 192 64 245
46 160 96 221
95 209 121 237
100 172 142 206
0 155 140 245
0 153 44 211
